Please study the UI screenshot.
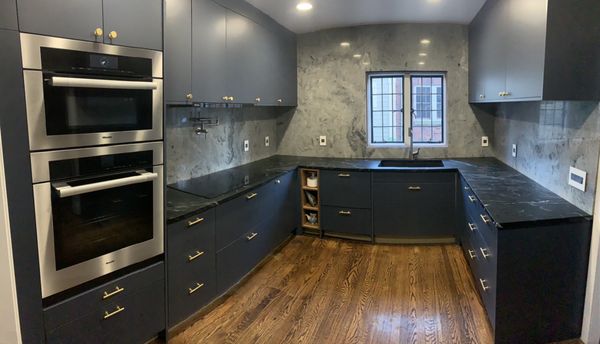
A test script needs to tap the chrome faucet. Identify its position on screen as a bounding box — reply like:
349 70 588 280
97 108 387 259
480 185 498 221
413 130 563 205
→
409 109 420 160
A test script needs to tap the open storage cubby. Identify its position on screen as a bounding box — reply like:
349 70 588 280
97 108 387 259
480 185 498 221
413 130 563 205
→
300 169 321 236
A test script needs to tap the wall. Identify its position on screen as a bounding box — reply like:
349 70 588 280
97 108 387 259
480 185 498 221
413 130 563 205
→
492 101 600 214
276 24 495 158
166 105 291 184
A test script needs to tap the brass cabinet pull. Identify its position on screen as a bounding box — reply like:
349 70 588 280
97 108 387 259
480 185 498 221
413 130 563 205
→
187 217 205 228
468 250 477 259
480 214 492 224
338 210 352 216
102 286 124 299
468 195 477 202
255 97 261 103
277 98 283 103
188 282 204 295
408 186 421 191
228 96 234 101
246 192 258 200
186 93 193 101
275 179 281 184
480 247 491 259
108 31 118 40
246 232 258 241
103 305 125 319
468 223 477 231
479 278 490 292
188 250 205 262
337 173 351 178
93 27 104 38
222 96 228 101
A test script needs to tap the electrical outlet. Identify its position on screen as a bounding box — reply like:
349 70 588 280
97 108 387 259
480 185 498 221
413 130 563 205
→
244 139 249 152
481 136 489 147
319 136 327 146
511 144 517 158
569 166 587 192
264 136 270 147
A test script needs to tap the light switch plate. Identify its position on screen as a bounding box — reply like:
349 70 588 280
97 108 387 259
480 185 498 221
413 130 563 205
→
244 140 249 152
319 136 327 146
569 166 587 192
511 144 517 158
481 136 489 147
264 136 270 147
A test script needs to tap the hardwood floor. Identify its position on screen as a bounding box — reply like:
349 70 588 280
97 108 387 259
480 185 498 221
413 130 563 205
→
171 236 502 343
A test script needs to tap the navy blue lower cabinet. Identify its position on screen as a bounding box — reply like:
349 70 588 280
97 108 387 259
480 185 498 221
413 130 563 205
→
373 172 456 238
321 206 371 236
320 170 371 208
44 262 165 344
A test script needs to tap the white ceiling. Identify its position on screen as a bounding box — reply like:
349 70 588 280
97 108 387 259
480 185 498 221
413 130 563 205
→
246 0 487 34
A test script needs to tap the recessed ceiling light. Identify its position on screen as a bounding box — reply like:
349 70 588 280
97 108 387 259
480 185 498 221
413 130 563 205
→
363 61 370 65
418 61 425 65
296 2 313 11
419 52 428 57
420 39 431 45
427 0 441 3
353 54 362 58
340 42 350 47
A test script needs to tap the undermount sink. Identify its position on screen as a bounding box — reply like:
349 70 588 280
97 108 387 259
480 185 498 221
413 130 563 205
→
378 159 445 168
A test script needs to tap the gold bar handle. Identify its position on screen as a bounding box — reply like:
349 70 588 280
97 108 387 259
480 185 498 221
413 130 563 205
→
246 192 258 200
188 282 205 295
102 286 124 300
480 247 491 259
479 278 490 292
468 250 477 259
468 195 477 202
246 232 258 241
337 173 351 178
103 305 125 319
187 217 205 228
480 214 492 224
188 250 205 262
338 210 352 216
468 223 477 231
408 186 421 191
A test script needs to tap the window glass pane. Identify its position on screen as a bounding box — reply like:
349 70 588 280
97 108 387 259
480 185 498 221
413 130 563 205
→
411 75 444 144
382 127 393 142
372 127 383 142
393 94 402 111
372 112 383 126
369 75 405 144
392 78 403 94
382 78 392 94
372 78 382 94
382 112 393 126
382 95 393 111
372 95 382 111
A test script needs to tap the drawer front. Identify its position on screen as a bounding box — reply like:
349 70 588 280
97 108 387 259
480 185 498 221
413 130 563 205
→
46 266 165 344
169 208 215 258
465 230 497 326
321 170 371 208
373 171 455 184
321 206 372 236
466 208 498 251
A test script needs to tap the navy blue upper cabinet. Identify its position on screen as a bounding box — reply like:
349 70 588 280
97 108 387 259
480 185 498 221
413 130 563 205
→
164 0 192 103
469 0 600 103
0 0 18 30
16 0 162 49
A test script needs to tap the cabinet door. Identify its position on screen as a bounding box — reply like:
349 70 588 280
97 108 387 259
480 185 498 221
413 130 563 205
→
468 15 487 102
504 0 548 100
165 0 192 103
253 24 278 106
280 34 297 106
102 0 163 50
226 10 262 104
191 0 227 103
17 0 103 41
0 0 17 30
478 0 507 102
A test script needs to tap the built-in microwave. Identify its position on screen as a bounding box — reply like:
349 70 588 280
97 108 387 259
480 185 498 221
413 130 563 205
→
31 142 164 298
20 33 163 151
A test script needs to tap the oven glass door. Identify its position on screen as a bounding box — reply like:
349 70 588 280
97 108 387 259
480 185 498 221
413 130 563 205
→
43 74 154 135
50 170 156 270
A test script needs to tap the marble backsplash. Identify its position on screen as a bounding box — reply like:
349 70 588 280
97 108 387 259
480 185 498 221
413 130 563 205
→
166 105 292 184
276 24 495 159
492 101 600 214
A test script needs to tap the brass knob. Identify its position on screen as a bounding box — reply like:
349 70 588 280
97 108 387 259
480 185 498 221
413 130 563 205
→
228 96 234 101
277 98 283 103
93 27 103 38
255 97 261 103
108 31 118 40
186 93 193 101
222 96 228 101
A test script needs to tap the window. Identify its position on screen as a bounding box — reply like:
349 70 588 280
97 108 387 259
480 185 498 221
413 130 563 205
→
367 73 446 146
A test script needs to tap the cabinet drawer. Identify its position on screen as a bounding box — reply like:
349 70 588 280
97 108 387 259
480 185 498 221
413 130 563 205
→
45 263 165 344
373 171 455 184
466 209 497 251
321 206 371 236
169 208 215 255
320 170 371 208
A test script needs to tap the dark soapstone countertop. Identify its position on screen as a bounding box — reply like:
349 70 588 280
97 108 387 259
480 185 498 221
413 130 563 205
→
167 155 591 227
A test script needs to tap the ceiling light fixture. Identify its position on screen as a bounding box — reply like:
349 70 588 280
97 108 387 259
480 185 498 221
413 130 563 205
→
353 54 362 58
418 61 426 65
340 42 350 47
419 52 428 57
296 2 313 11
420 39 431 45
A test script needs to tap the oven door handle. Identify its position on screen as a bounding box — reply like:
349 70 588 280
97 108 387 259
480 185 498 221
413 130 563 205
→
49 76 158 90
53 171 158 198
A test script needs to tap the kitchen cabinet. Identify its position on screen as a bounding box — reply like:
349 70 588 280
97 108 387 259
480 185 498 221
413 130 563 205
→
469 0 600 102
167 209 217 327
164 0 192 104
373 172 456 238
44 262 165 344
16 0 162 50
0 0 17 30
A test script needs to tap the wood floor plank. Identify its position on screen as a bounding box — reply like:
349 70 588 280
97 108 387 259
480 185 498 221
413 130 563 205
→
170 236 578 344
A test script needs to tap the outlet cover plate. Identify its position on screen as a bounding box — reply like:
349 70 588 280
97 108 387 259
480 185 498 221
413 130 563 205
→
319 136 327 146
244 140 249 152
481 136 489 147
511 144 517 157
569 166 587 192
265 136 270 147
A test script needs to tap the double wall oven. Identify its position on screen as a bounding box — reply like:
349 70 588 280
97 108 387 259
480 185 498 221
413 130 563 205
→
21 33 165 298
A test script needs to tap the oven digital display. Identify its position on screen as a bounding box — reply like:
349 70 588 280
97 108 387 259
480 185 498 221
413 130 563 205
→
89 54 118 70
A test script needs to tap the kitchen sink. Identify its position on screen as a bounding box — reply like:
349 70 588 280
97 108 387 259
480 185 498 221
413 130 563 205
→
378 159 445 168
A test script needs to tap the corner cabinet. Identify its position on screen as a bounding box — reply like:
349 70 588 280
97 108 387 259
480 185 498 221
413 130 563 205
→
16 0 162 50
469 0 600 102
0 0 18 30
164 0 297 105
